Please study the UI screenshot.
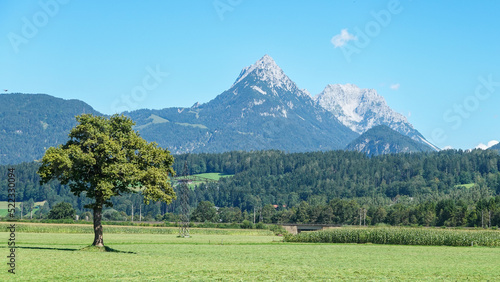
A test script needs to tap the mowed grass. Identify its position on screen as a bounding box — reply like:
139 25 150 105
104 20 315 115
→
194 173 232 180
0 201 46 209
0 201 46 217
1 230 499 280
454 183 476 189
0 201 9 217
182 173 233 188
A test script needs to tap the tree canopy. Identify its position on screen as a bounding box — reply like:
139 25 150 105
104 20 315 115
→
48 202 76 220
37 114 176 246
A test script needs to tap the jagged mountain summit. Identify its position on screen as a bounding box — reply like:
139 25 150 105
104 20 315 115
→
128 55 358 153
345 125 435 156
232 54 298 93
314 84 439 151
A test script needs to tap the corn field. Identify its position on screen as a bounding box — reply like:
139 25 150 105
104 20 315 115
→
284 227 500 247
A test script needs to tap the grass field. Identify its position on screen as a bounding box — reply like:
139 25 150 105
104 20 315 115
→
0 201 46 218
194 173 232 180
1 224 499 280
179 173 233 188
0 201 9 217
0 222 273 236
454 183 476 189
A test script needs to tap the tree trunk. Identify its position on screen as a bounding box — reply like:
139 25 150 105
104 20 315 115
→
93 207 104 247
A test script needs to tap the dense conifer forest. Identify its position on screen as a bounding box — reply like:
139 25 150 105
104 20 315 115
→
2 149 499 227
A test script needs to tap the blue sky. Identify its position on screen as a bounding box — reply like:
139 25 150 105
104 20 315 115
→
1 0 499 150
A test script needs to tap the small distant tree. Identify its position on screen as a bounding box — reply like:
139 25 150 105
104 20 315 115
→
48 202 76 220
26 198 35 219
38 114 176 247
102 209 125 221
81 211 93 221
191 201 217 222
240 220 253 229
36 202 51 219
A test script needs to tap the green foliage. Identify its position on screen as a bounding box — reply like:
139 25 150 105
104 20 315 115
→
172 149 500 209
102 208 126 221
48 202 76 219
268 224 288 235
255 222 265 229
37 114 176 209
240 220 253 229
285 227 500 247
218 207 242 223
3 149 500 228
191 201 218 222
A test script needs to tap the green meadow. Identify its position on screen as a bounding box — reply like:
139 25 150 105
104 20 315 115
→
177 173 233 188
0 223 499 280
0 201 46 217
194 173 232 181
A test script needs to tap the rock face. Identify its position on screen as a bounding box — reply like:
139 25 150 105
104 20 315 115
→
314 84 438 151
345 125 435 156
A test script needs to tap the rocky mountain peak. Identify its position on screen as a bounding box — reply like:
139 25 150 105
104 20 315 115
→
314 84 409 134
232 55 296 92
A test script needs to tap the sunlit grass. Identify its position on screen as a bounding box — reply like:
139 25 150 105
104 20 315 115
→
1 231 499 280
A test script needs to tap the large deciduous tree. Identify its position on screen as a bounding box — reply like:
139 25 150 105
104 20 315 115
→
38 114 175 247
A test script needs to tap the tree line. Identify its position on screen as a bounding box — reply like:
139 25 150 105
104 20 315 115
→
1 149 500 227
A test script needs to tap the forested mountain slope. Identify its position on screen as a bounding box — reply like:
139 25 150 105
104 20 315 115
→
345 125 435 156
0 93 100 164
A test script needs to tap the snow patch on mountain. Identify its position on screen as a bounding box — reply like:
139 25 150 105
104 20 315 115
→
251 85 267 95
232 55 309 98
314 84 438 150
253 99 265 106
418 136 441 151
314 84 408 134
476 140 499 150
259 105 288 118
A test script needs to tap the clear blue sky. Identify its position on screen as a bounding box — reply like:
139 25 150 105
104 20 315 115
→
1 0 499 150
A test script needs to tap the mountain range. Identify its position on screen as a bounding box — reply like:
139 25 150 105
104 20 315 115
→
345 125 435 156
490 143 500 152
0 55 440 165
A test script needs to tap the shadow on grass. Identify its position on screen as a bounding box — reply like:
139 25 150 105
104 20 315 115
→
79 245 136 254
15 245 136 254
16 246 77 252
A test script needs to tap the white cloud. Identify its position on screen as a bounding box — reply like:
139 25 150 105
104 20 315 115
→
475 140 499 150
442 146 454 150
331 29 356 48
390 83 400 90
